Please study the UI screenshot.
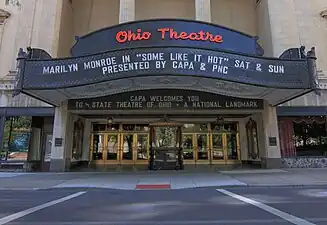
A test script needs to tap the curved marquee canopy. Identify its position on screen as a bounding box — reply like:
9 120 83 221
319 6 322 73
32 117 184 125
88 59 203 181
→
13 19 318 107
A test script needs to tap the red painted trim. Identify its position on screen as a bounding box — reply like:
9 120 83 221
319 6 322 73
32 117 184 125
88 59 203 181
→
135 184 171 189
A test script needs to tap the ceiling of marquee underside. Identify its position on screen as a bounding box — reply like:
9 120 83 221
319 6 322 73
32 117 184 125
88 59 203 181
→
22 76 313 106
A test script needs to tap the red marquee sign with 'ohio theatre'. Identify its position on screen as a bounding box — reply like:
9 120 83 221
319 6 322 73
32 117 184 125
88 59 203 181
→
70 19 263 56
115 28 223 44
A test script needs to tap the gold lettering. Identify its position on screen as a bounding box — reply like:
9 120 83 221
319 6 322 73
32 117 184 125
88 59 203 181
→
149 96 183 102
116 101 143 108
91 101 112 108
225 101 258 108
192 101 222 108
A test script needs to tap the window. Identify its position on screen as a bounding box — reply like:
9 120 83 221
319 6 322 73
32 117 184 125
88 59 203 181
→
1 116 32 161
293 116 327 156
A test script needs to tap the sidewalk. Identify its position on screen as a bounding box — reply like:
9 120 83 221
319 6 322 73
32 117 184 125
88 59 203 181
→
0 168 327 190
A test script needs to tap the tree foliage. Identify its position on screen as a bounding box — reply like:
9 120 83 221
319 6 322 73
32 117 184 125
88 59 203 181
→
4 116 31 130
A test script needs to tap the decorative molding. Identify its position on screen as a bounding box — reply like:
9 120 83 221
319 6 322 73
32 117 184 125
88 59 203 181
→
0 9 11 24
317 77 327 89
62 76 266 99
24 75 308 107
0 70 16 90
0 84 14 90
4 0 22 9
320 9 327 18
255 0 262 8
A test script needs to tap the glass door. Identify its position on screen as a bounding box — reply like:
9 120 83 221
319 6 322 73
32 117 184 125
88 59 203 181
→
226 132 239 160
120 133 135 164
196 133 210 163
182 134 195 163
209 122 240 164
91 134 105 162
90 123 121 164
193 124 209 164
105 134 119 162
211 133 224 161
135 133 149 163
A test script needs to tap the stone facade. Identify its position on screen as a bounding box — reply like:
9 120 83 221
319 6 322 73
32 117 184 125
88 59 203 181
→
1 0 327 108
0 0 326 171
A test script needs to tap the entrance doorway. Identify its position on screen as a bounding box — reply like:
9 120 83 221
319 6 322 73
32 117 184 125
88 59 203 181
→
89 121 240 169
148 121 183 170
90 124 149 166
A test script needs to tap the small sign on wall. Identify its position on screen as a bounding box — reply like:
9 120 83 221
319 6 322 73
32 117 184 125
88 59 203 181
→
268 137 277 146
54 138 63 147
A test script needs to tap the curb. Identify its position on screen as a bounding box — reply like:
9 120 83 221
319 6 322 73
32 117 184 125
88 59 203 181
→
245 184 327 188
0 188 40 191
1 184 327 191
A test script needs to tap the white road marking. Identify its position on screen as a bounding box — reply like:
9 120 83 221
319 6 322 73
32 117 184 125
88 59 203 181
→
216 189 316 225
0 191 86 225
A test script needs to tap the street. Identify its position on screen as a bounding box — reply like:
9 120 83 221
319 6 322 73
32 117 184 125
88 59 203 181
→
0 186 327 224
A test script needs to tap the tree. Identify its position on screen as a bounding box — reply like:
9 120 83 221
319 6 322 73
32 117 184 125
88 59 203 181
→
5 116 31 130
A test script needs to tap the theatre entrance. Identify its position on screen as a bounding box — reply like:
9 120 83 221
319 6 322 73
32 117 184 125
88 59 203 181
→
148 120 184 170
89 119 241 170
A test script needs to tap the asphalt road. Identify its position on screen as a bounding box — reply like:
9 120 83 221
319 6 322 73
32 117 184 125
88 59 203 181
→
0 186 327 225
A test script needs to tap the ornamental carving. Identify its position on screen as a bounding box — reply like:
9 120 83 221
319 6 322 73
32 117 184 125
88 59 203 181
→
0 9 10 24
320 9 327 18
64 76 269 100
246 118 259 160
5 0 22 9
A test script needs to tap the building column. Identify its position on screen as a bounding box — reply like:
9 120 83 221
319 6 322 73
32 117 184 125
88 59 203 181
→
195 0 211 22
256 0 302 57
82 119 91 161
119 0 135 23
261 101 282 168
49 102 70 172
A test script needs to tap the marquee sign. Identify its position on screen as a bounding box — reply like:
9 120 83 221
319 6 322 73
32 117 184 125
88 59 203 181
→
115 28 223 44
70 19 263 56
21 47 310 89
67 89 264 110
14 19 318 107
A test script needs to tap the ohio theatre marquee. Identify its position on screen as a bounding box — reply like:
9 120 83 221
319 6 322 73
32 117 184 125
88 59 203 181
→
14 19 318 107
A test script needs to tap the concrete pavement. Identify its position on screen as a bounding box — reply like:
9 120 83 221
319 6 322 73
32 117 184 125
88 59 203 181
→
220 168 327 187
1 186 327 224
0 168 327 190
